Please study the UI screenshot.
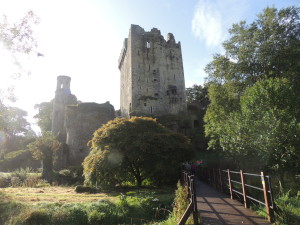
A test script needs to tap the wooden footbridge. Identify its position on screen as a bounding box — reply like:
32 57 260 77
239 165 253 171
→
179 169 274 225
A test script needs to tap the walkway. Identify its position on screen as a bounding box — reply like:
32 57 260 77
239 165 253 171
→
196 180 270 225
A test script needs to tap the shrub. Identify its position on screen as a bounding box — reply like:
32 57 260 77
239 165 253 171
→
21 210 51 225
0 176 11 188
274 192 300 225
74 185 97 193
67 207 88 225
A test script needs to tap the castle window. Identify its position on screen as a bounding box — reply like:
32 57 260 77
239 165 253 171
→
194 120 200 128
174 74 176 79
144 103 147 106
155 93 159 97
153 70 156 75
166 90 169 96
150 106 153 114
171 89 177 95
153 79 157 81
60 84 63 89
147 88 148 93
146 41 151 48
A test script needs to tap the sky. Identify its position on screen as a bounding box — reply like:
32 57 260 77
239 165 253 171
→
0 0 298 132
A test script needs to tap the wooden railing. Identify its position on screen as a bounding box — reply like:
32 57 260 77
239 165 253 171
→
178 171 199 225
197 167 274 223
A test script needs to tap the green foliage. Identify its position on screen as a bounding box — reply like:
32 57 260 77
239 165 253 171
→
186 84 209 106
204 6 300 174
0 149 40 172
27 132 61 182
154 181 193 225
274 191 300 225
55 167 84 185
34 101 53 133
75 185 97 193
84 117 193 186
0 188 174 225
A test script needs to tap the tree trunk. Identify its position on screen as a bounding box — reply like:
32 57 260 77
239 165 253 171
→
42 149 53 183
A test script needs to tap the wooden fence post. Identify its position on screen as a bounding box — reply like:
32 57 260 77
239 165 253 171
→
261 172 273 223
240 170 247 208
228 169 233 199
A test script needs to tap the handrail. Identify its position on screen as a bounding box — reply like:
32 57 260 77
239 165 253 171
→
178 170 198 225
197 167 274 223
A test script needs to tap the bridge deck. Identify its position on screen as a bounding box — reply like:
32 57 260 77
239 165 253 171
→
196 180 270 225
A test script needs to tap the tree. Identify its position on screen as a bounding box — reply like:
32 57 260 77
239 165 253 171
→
27 132 61 182
227 78 299 179
0 10 39 155
34 101 53 133
83 117 194 186
204 6 300 152
185 85 210 151
0 10 39 54
186 84 209 107
0 106 35 158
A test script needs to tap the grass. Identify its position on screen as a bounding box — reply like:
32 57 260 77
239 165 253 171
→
0 185 175 225
1 186 115 204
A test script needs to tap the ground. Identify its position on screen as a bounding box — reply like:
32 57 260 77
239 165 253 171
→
1 186 116 205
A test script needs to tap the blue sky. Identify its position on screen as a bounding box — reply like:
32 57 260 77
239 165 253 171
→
0 0 298 132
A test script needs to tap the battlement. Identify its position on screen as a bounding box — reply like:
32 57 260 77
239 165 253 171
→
119 25 187 117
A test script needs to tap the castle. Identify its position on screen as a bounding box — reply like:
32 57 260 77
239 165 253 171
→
52 25 197 168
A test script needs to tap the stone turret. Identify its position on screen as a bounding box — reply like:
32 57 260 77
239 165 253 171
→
52 76 77 143
119 25 187 117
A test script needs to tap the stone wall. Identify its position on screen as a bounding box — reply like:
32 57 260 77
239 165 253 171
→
52 76 77 143
65 102 115 166
119 24 187 117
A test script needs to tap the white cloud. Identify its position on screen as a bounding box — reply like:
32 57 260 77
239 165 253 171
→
192 0 249 48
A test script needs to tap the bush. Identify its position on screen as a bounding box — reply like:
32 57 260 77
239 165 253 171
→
75 185 97 193
0 176 11 188
274 192 300 225
21 210 51 225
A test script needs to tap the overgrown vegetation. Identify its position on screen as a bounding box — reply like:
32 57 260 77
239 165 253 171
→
0 186 174 225
84 117 194 187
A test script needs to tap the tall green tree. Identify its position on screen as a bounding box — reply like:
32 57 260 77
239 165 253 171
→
28 132 61 182
204 6 300 177
34 101 53 133
83 117 193 186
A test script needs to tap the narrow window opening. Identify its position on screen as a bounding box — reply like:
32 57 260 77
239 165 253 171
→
149 64 150 71
60 84 63 89
174 74 176 79
155 93 159 97
153 79 157 81
153 70 156 75
146 41 151 48
166 90 169 96
144 103 147 106
147 88 148 93
150 106 153 114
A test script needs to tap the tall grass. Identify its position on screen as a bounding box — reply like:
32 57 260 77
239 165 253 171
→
0 189 173 225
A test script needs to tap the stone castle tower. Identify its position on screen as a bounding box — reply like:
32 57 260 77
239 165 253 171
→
52 76 77 142
118 25 187 117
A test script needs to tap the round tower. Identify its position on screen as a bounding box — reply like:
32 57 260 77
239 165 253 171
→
52 75 77 142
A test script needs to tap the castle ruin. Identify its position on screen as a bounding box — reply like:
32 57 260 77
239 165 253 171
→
51 76 115 168
118 24 187 117
51 25 199 168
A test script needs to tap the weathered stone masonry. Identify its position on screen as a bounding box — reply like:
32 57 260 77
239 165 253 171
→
51 76 115 168
119 24 187 118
